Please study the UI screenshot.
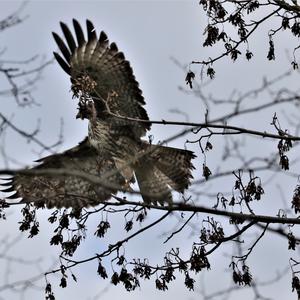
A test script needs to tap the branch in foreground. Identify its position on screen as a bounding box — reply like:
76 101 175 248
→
112 197 300 225
99 109 300 141
45 211 171 276
1 164 298 225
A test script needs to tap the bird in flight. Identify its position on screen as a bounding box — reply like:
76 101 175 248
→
1 19 195 209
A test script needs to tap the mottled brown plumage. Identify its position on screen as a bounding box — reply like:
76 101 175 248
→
1 20 196 208
53 19 150 139
51 19 196 205
1 138 126 209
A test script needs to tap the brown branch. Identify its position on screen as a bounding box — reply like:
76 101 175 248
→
205 221 257 256
0 113 61 153
112 198 300 225
191 7 281 66
233 223 269 262
272 0 300 15
46 211 171 275
163 212 197 244
98 107 300 141
2 164 300 225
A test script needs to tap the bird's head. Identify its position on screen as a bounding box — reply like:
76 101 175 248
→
76 99 97 121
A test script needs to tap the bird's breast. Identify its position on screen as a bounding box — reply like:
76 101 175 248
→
88 121 112 154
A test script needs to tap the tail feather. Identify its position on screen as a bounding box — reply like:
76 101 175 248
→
134 144 195 205
134 161 173 205
148 144 195 192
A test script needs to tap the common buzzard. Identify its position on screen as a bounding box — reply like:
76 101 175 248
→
1 20 195 208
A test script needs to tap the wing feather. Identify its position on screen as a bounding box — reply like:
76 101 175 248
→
0 186 15 193
53 19 150 137
52 32 71 62
1 138 126 209
73 19 85 46
60 21 77 52
53 52 71 74
86 19 97 41
99 31 108 43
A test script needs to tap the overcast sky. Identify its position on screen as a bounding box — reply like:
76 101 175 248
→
0 1 299 300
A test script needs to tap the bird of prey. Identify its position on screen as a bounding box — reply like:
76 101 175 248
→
1 19 195 209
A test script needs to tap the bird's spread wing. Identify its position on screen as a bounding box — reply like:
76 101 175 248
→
52 19 150 138
0 138 126 209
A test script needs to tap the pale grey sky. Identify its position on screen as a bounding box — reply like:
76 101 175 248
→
0 1 299 300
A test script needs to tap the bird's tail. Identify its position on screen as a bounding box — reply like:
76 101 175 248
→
134 144 195 205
